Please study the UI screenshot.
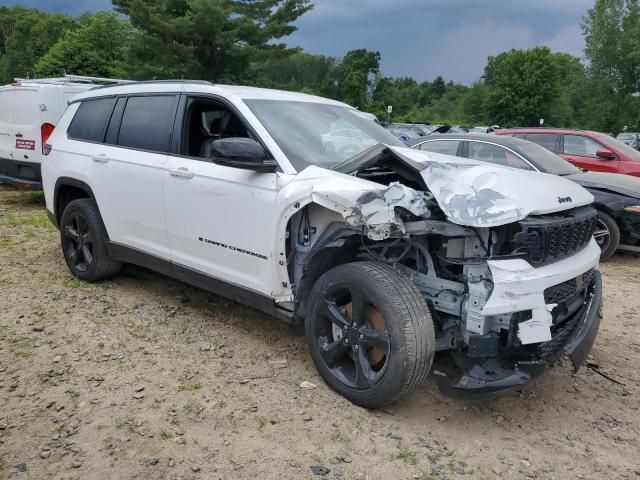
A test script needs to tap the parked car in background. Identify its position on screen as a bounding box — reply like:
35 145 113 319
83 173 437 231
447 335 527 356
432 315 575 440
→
42 81 602 404
497 128 640 177
389 123 432 136
0 75 129 188
385 126 421 144
468 125 499 134
412 133 640 259
616 131 640 150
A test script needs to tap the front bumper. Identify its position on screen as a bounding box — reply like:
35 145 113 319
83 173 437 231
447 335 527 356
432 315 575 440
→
435 248 603 400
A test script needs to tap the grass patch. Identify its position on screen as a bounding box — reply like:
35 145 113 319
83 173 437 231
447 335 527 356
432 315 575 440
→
63 275 86 289
2 190 45 206
115 417 134 431
0 455 6 480
159 430 173 440
0 211 52 230
393 448 418 465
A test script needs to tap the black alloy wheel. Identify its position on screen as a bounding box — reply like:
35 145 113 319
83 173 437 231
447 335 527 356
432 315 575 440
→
62 212 94 273
315 285 391 389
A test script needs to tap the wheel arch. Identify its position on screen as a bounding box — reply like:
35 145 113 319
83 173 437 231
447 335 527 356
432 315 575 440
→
53 178 110 239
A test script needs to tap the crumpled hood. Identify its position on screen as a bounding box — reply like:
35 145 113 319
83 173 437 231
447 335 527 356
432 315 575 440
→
393 147 595 227
567 171 640 199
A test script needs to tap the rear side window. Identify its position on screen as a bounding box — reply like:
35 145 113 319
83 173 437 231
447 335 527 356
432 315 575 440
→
419 140 461 156
68 98 117 143
523 133 558 152
117 96 176 152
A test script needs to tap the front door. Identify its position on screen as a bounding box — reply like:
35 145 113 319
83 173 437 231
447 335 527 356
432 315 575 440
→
560 134 620 173
163 96 280 295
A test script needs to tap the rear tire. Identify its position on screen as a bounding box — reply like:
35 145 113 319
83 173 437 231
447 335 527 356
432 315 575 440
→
594 210 620 261
60 199 122 282
305 262 435 408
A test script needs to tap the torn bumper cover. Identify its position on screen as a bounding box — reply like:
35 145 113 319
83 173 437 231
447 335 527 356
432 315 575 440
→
434 270 603 400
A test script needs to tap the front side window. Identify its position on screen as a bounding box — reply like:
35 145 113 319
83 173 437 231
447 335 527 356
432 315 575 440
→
467 142 533 170
244 99 404 170
418 140 461 156
563 135 603 157
68 97 117 143
118 96 177 152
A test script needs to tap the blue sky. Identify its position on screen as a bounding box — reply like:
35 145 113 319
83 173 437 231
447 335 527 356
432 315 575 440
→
1 0 593 84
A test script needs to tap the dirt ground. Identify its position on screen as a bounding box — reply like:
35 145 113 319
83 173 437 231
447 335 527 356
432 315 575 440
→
0 184 639 480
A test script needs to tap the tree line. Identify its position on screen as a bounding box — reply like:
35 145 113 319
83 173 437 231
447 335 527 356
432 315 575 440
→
1 0 638 133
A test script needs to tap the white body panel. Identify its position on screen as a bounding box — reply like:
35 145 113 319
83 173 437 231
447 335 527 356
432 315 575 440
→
163 156 279 294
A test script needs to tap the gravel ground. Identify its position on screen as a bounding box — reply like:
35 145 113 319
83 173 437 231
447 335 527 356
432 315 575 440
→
1 184 639 480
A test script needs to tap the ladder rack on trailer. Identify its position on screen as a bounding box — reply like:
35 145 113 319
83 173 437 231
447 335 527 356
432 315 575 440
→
13 74 133 86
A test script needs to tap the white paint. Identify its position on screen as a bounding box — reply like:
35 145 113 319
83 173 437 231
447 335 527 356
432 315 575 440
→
483 240 601 344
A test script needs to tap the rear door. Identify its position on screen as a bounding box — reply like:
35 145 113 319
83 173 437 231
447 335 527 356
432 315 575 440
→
0 87 43 184
0 88 14 163
86 94 178 260
560 134 620 172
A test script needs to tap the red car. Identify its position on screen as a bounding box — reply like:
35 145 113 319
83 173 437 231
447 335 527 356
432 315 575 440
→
496 128 640 177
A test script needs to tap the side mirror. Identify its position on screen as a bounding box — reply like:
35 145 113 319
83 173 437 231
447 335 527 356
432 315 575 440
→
596 149 616 160
210 138 277 173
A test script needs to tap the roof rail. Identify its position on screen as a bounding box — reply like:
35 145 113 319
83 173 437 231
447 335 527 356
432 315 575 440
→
14 74 133 86
89 79 214 91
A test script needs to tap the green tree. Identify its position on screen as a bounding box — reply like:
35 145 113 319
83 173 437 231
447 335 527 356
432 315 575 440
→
484 47 560 127
0 7 76 82
34 12 133 78
582 0 640 131
112 0 312 81
333 49 380 109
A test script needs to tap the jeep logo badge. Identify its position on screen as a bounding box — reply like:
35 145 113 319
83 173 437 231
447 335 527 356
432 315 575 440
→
558 196 572 204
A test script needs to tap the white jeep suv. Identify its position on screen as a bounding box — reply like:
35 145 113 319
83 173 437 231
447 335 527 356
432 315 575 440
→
42 81 603 407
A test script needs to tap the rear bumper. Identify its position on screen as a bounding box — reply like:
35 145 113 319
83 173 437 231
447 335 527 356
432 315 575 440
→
434 270 603 400
0 158 42 189
0 173 42 190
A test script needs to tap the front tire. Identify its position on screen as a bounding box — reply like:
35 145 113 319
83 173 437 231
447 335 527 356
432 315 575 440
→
594 210 620 261
305 262 435 408
60 199 122 282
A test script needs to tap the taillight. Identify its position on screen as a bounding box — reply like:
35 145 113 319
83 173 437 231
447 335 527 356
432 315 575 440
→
41 122 54 155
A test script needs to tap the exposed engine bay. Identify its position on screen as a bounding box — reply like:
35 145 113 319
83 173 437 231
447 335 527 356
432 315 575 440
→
284 145 603 397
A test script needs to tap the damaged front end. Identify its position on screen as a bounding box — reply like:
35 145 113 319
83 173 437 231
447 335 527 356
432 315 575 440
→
286 145 603 399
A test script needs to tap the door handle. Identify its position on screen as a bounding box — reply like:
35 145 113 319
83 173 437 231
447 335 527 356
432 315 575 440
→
91 154 110 164
168 167 194 179
15 133 23 138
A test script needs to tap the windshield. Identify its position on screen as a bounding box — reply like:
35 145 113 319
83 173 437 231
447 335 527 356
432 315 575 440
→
244 99 404 170
514 141 581 175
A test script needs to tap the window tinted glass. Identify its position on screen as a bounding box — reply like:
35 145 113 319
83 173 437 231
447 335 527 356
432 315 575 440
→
68 97 116 143
524 133 558 152
563 135 602 157
118 96 176 152
468 142 533 170
419 140 460 156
